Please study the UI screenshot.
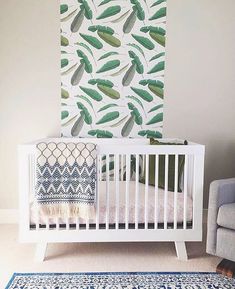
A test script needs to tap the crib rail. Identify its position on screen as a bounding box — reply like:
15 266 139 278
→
18 138 204 243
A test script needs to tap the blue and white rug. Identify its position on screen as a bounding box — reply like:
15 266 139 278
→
5 272 235 289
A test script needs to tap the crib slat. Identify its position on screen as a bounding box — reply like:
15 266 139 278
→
31 154 40 231
145 154 149 229
154 155 159 230
96 155 101 229
46 217 50 231
125 154 130 228
135 154 139 229
75 217 79 231
183 154 188 229
66 217 70 231
106 154 110 230
86 218 89 231
174 155 179 230
98 155 101 181
164 154 169 229
115 154 120 229
121 155 124 181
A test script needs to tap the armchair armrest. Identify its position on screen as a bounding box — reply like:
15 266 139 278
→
206 178 235 255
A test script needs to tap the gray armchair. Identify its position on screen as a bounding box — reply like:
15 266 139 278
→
207 178 235 261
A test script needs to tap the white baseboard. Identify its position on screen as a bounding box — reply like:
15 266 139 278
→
0 209 19 224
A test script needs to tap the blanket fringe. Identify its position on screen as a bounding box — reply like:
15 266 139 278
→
36 203 95 220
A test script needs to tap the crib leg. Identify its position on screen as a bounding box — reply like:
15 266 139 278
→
35 242 48 262
175 242 188 261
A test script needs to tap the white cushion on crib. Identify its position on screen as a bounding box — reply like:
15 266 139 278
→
30 181 193 225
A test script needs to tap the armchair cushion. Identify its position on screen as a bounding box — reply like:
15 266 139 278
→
217 203 235 230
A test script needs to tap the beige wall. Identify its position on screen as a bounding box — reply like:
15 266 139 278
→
0 0 235 209
0 0 61 209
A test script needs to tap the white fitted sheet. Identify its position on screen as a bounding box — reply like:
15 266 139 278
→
30 181 193 225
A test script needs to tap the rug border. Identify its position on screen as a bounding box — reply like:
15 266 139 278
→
5 271 218 289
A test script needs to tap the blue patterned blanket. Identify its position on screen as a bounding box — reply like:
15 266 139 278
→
35 142 97 219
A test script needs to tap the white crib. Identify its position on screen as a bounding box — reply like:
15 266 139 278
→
18 138 205 262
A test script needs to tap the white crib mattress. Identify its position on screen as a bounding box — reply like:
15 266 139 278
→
30 181 193 225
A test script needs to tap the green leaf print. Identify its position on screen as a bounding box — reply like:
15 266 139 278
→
111 10 130 23
126 95 145 111
150 52 165 61
89 129 113 138
151 0 166 7
61 110 69 120
147 61 165 74
128 51 144 74
140 26 166 35
131 87 153 102
109 64 129 76
61 88 69 99
89 25 114 35
127 43 146 59
62 63 77 76
132 34 155 50
148 84 164 98
96 60 120 73
98 51 119 61
111 115 129 127
77 43 94 57
97 6 121 20
77 50 92 73
76 95 94 109
97 85 120 99
128 103 143 125
71 63 85 86
122 63 136 86
121 115 135 137
123 9 137 34
138 130 162 138
77 102 92 124
150 32 165 47
139 79 164 88
88 79 114 87
98 0 114 6
61 9 78 22
146 112 163 125
61 35 69 46
97 32 121 47
131 0 145 20
71 9 85 33
61 59 69 68
60 4 68 14
148 104 163 113
139 79 164 98
79 86 103 101
149 7 166 20
96 111 120 124
71 114 85 136
60 0 167 138
80 0 93 20
98 103 118 112
79 33 103 49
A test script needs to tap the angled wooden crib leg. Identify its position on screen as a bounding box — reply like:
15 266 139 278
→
35 243 48 262
175 242 188 261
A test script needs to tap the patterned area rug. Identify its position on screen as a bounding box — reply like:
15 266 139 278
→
6 272 235 289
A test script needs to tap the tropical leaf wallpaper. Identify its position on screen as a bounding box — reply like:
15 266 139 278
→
61 0 167 138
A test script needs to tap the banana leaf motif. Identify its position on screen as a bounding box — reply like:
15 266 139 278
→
60 0 167 137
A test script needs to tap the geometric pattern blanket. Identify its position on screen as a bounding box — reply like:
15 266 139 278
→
5 272 235 289
35 142 97 220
